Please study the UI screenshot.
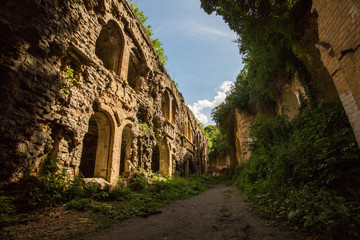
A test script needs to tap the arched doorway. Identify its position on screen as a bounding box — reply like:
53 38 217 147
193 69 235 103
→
119 125 134 177
95 20 124 75
151 143 170 175
79 111 112 180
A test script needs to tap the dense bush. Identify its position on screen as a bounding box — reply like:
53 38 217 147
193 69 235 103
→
0 195 15 227
234 102 360 239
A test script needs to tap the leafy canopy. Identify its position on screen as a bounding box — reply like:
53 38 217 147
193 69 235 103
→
204 0 315 154
203 0 313 115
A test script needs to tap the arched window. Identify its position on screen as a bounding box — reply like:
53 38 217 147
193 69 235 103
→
95 20 124 75
80 111 112 180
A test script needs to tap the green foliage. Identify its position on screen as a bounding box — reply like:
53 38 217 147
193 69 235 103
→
0 195 15 227
206 0 316 143
128 172 149 192
32 169 70 206
60 66 79 95
109 186 132 201
204 125 231 159
127 0 168 65
234 103 360 238
66 198 93 211
139 121 150 135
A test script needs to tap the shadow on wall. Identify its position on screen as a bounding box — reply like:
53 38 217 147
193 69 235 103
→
0 0 84 186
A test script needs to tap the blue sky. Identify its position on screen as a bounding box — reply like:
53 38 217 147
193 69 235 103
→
136 0 243 125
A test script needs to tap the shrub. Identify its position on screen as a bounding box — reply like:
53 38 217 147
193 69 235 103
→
109 187 132 201
128 173 149 192
0 195 15 227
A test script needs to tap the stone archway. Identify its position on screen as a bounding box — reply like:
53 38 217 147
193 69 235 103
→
151 142 170 176
79 111 113 181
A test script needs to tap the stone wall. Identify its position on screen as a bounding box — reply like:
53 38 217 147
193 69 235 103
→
0 0 207 189
207 155 231 176
234 109 254 164
277 76 307 120
312 0 360 147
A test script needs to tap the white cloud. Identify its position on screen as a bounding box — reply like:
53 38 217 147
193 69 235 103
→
159 20 236 42
189 81 233 125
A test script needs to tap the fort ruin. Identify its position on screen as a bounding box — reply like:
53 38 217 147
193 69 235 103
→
0 0 207 188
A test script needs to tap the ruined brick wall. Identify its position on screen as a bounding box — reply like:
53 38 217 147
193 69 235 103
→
207 155 231 176
0 0 207 189
312 0 360 147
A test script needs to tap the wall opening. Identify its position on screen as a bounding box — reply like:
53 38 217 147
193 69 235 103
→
171 98 177 124
189 158 195 174
127 49 141 91
95 20 124 75
120 125 134 177
79 112 112 180
79 117 98 177
151 145 160 173
161 91 170 121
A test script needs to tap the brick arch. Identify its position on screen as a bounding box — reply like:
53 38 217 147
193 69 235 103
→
79 109 115 182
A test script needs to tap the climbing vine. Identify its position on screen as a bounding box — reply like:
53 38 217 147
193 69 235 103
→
59 66 79 95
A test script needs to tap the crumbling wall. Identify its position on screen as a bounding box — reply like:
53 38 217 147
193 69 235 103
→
0 0 207 189
312 0 360 147
234 109 255 164
207 155 231 176
277 76 307 119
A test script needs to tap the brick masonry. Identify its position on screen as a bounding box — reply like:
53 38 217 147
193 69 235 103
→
312 0 360 147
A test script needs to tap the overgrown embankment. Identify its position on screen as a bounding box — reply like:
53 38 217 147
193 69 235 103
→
234 102 360 239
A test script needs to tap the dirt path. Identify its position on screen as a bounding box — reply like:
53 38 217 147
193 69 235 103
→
90 185 299 240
